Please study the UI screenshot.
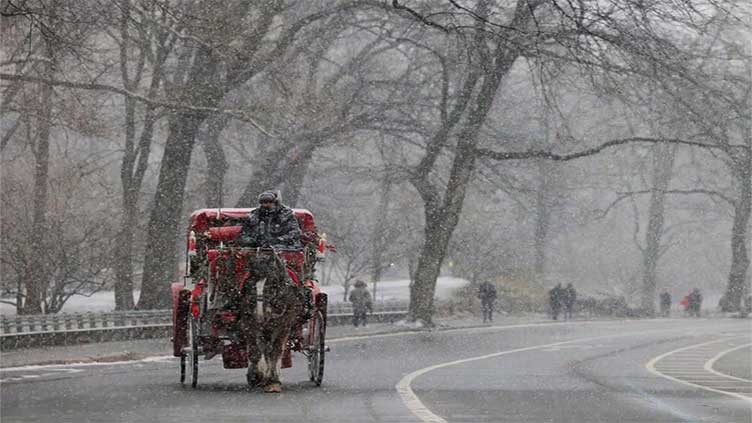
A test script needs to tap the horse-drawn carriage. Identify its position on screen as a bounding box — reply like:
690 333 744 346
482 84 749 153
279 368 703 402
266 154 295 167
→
171 208 330 392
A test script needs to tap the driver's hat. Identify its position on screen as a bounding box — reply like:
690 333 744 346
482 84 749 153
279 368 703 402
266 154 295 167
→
258 191 278 204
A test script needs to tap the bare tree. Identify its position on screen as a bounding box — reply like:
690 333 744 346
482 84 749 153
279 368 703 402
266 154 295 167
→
389 0 733 323
110 0 174 310
137 1 383 308
638 145 677 313
1 0 95 313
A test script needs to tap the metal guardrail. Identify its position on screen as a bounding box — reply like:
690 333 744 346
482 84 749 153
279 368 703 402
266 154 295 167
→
0 300 410 350
0 310 172 335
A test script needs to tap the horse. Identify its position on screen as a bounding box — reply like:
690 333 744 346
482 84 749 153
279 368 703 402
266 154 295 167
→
238 252 303 393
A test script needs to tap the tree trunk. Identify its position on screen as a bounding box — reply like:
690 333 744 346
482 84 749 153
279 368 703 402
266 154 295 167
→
342 281 349 302
16 275 23 310
113 190 137 310
409 212 454 323
137 112 206 309
114 90 138 311
137 45 219 310
235 140 297 207
409 138 482 324
722 156 751 311
24 22 55 315
234 139 316 208
640 145 676 314
323 256 335 286
370 177 392 299
113 104 158 309
282 150 313 207
200 115 229 207
409 34 520 324
533 160 553 280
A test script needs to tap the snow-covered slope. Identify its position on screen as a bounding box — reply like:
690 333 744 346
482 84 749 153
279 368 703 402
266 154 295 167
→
0 277 469 314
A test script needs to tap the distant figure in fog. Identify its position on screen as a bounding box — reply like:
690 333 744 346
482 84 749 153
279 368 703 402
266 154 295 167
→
659 290 672 317
549 284 563 320
563 284 577 320
688 288 702 317
478 281 497 323
680 294 690 315
349 280 372 327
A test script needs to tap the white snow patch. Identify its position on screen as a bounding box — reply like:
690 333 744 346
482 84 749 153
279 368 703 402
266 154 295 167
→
394 319 424 329
321 276 469 303
0 277 470 315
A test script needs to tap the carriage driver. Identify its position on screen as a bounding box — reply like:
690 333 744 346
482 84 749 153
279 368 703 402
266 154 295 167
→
239 191 303 250
236 191 313 321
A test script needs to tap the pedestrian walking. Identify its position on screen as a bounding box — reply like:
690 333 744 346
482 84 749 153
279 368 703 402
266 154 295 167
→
659 290 671 317
478 281 497 323
688 288 702 317
348 280 372 327
680 294 690 316
563 283 577 320
549 284 563 320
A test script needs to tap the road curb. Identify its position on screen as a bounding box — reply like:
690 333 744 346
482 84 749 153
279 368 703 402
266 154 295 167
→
0 318 565 368
0 311 408 351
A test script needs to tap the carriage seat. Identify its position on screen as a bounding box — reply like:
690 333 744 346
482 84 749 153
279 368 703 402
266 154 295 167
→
206 211 318 246
208 225 242 242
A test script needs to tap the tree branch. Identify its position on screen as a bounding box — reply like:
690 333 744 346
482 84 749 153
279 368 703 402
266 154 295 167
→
392 1 450 32
0 72 275 137
626 189 735 207
476 136 736 162
0 115 21 151
599 188 736 219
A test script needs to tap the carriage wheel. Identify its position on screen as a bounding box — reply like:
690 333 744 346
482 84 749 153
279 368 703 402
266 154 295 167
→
308 309 326 386
174 288 190 385
180 354 186 384
188 317 199 388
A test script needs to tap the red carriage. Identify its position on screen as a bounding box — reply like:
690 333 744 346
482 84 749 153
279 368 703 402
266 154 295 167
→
171 208 330 391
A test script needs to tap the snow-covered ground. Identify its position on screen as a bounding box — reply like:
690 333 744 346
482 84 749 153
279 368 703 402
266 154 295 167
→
0 277 469 315
0 292 129 315
321 276 469 303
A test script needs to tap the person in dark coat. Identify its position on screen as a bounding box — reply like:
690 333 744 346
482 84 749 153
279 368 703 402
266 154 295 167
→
349 280 372 327
549 284 563 320
478 281 497 323
688 288 702 317
238 191 302 250
659 290 672 317
563 283 577 320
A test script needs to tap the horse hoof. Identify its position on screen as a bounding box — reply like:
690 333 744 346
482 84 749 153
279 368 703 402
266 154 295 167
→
264 383 282 393
247 373 265 387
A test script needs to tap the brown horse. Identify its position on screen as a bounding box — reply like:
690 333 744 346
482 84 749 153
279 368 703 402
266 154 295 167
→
239 253 302 393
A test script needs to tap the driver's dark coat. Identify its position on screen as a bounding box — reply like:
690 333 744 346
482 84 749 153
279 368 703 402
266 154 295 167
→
238 206 302 250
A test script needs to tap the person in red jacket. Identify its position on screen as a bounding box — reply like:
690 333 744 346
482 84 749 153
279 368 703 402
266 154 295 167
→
680 294 690 315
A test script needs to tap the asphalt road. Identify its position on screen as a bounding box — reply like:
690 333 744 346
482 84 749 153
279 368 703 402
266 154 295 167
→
1 319 750 423
714 345 752 381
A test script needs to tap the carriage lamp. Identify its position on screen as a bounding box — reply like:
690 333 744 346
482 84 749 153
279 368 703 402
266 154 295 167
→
188 231 197 256
316 233 327 260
